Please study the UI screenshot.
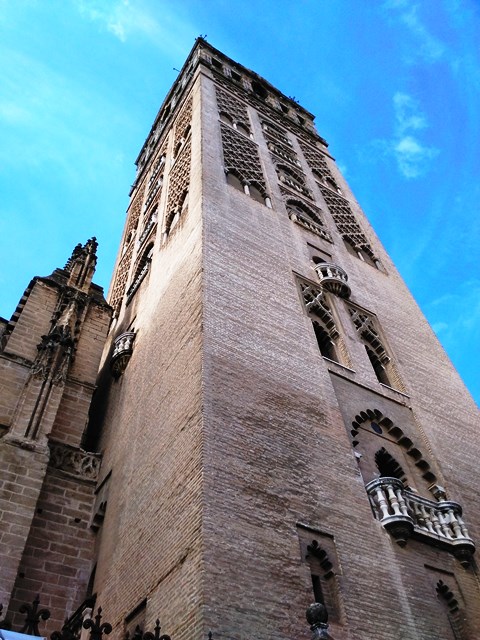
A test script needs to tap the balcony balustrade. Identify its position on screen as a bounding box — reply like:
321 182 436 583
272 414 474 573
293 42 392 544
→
110 331 136 377
313 262 351 299
366 477 475 566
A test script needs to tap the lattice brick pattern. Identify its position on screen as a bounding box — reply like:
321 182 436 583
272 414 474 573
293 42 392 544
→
266 138 300 167
348 306 405 391
300 282 339 340
299 140 331 178
348 308 389 364
262 120 292 147
216 86 249 125
124 191 144 242
300 281 351 366
220 124 267 192
319 186 376 258
166 137 191 223
109 241 134 313
174 96 193 150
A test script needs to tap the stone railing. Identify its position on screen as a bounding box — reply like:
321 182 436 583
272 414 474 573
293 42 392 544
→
110 331 136 377
366 477 475 566
313 262 351 299
288 211 332 243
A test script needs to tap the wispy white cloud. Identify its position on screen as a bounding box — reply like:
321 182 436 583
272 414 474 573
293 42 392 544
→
367 92 439 178
74 0 155 43
72 0 195 56
383 0 446 64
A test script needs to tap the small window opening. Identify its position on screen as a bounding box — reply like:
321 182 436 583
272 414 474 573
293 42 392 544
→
220 112 234 126
211 58 223 70
280 104 289 114
311 573 324 605
162 104 171 121
249 184 265 204
226 172 244 192
236 122 250 137
365 346 390 385
231 70 241 82
313 321 338 362
252 80 268 100
375 447 407 485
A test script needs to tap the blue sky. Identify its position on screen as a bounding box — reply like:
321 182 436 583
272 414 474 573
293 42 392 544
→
1 0 479 404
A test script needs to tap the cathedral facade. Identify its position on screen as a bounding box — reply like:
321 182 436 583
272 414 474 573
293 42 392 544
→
1 39 479 640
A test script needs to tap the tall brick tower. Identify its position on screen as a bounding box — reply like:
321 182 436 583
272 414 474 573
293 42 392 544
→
1 39 480 640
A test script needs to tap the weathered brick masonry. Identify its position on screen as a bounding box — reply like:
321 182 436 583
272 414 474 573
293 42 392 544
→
1 39 479 640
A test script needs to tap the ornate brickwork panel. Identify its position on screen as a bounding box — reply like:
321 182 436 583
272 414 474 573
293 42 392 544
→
299 140 331 179
348 306 405 391
348 308 389 364
283 193 332 242
275 162 312 199
109 241 134 313
220 124 267 194
165 137 191 233
215 86 249 127
144 148 166 212
124 190 144 245
261 119 292 147
319 186 377 259
300 282 339 340
174 96 193 151
298 140 377 259
299 280 351 366
212 71 320 143
266 137 301 167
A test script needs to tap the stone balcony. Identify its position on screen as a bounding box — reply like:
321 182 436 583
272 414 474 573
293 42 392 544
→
366 477 475 566
313 262 351 299
110 331 136 377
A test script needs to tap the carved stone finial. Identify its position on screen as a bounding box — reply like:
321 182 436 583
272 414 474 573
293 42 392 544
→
64 237 98 291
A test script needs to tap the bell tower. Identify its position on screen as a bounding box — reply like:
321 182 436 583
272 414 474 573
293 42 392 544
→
85 39 480 639
1 39 479 640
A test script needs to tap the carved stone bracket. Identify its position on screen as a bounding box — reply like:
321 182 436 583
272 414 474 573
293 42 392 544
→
49 441 101 481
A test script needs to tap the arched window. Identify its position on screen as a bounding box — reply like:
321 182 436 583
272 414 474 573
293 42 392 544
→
165 190 188 236
365 345 391 386
249 183 265 204
226 171 244 193
312 321 339 362
220 112 234 126
236 122 251 137
375 447 408 485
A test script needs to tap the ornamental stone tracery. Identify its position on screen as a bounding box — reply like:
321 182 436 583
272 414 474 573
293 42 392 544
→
299 140 378 260
220 124 267 194
173 96 193 151
109 242 133 314
299 282 339 341
283 194 332 243
216 86 250 127
165 137 191 233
